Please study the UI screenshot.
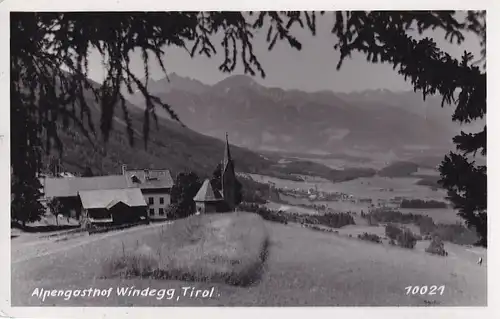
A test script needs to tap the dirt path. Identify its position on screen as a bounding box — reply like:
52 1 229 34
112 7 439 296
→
11 221 487 306
11 222 170 264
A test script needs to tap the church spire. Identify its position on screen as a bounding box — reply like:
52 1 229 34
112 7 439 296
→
222 132 236 211
223 132 232 170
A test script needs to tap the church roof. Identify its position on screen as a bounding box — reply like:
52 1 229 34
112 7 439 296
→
193 179 223 202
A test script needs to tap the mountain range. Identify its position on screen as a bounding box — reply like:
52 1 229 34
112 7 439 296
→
43 76 378 187
128 73 471 156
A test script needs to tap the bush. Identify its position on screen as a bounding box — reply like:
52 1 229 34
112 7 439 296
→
238 203 355 228
166 203 194 219
400 199 448 209
385 223 403 240
396 229 417 249
370 208 434 226
238 203 288 224
432 223 478 246
425 236 448 256
314 212 355 228
358 232 382 244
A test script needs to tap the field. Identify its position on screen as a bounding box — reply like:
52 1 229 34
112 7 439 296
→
251 174 447 200
251 171 462 225
11 218 486 306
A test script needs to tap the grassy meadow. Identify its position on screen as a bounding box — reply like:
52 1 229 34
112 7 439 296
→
101 213 269 286
12 219 486 306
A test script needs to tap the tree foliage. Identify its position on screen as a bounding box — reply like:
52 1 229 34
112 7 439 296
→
46 197 63 225
425 235 448 256
11 175 45 226
11 11 486 245
327 11 487 245
82 166 94 177
170 171 202 218
396 229 418 249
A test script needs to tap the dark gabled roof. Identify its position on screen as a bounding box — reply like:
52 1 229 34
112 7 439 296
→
42 175 129 198
124 169 174 189
79 188 147 210
193 179 223 202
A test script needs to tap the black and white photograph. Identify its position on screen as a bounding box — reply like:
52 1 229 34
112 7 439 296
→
4 2 492 313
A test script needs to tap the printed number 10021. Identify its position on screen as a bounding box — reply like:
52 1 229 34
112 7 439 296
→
405 285 445 296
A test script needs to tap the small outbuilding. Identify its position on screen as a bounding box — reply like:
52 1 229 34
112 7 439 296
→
78 188 148 226
193 179 226 214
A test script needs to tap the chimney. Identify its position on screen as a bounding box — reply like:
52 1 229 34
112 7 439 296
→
121 164 127 175
144 169 150 180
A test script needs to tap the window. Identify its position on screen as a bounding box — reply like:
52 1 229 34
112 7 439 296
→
149 208 155 216
160 197 164 204
148 197 154 205
159 208 164 216
131 175 141 184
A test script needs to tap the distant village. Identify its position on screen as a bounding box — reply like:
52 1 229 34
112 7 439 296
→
278 186 408 208
38 135 239 228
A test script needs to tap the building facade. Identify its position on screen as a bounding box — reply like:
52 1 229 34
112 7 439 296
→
142 189 171 219
122 166 174 220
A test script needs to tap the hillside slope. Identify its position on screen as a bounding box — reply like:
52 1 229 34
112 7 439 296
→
47 98 271 178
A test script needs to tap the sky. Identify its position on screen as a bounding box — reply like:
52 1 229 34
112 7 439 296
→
86 12 483 93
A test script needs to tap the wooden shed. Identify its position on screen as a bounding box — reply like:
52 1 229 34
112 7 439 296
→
78 188 148 226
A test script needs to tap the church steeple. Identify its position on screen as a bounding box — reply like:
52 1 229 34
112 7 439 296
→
223 132 232 170
222 132 236 211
